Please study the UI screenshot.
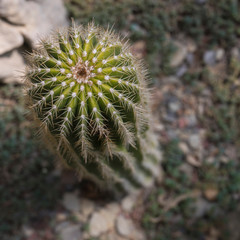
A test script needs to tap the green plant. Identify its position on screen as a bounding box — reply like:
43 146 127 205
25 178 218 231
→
24 23 161 193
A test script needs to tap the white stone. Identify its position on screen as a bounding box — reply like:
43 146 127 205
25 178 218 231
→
170 41 187 67
0 0 27 25
62 193 80 212
203 50 216 65
89 203 120 237
121 194 138 212
17 0 68 47
188 134 201 149
0 20 24 55
216 48 225 61
80 198 95 218
178 142 189 154
0 50 25 82
116 214 145 240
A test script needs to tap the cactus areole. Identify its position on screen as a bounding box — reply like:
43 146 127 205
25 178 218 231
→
25 23 161 193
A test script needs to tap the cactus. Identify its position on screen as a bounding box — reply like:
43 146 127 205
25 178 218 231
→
24 23 161 193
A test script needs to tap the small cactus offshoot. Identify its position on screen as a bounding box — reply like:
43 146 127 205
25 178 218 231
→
25 23 161 193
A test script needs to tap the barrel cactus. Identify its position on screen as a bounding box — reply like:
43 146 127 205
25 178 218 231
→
24 23 161 193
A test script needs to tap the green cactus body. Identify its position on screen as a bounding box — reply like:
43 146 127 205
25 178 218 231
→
25 23 161 193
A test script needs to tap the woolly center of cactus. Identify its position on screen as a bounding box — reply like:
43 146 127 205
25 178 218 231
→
71 58 94 85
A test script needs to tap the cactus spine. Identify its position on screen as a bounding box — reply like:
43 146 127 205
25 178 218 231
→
25 23 161 193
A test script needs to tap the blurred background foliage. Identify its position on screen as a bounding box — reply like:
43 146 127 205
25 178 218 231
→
0 85 61 239
1 0 240 239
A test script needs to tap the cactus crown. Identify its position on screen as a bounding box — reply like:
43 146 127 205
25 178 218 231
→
25 23 159 191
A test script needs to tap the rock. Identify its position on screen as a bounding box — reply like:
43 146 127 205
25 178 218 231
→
206 157 215 164
216 48 225 61
231 47 239 59
188 134 201 149
121 193 138 212
0 50 25 81
73 198 95 222
178 142 190 154
204 187 219 201
176 64 188 77
170 41 187 67
220 156 229 164
62 193 80 212
80 198 95 218
116 214 145 240
18 0 68 47
0 20 24 55
194 198 213 218
185 114 197 127
186 155 201 167
168 101 181 113
58 224 81 240
0 0 27 25
89 203 120 237
56 213 68 222
186 53 194 66
203 50 216 65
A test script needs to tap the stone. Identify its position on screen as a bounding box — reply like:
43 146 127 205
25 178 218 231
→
188 134 201 149
170 41 187 67
89 203 120 237
116 214 145 240
80 198 95 218
216 48 225 61
186 155 201 167
62 193 80 212
18 0 68 47
0 50 25 81
204 187 219 201
186 40 197 52
56 213 68 222
186 53 194 66
231 47 239 59
178 142 190 154
176 64 188 77
168 101 181 113
203 50 216 65
121 193 138 212
0 20 24 55
185 114 197 127
58 224 81 240
194 198 213 218
0 0 27 25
